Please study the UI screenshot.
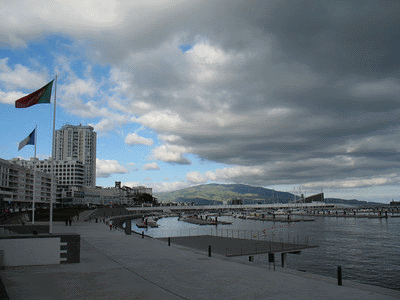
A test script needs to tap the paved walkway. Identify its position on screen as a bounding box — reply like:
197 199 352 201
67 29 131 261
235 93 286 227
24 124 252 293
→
1 220 399 299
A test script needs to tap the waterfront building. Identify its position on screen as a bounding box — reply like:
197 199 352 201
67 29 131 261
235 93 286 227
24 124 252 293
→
0 158 56 212
12 157 86 205
13 157 85 186
53 124 97 187
82 183 153 207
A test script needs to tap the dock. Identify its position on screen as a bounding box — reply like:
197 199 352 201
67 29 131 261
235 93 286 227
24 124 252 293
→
245 216 315 222
135 217 159 228
158 235 317 257
178 217 231 225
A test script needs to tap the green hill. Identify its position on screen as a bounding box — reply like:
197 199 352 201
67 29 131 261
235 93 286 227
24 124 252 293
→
155 183 299 204
154 183 378 206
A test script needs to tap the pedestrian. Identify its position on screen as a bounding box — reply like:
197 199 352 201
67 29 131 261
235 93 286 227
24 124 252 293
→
65 217 68 226
68 217 72 226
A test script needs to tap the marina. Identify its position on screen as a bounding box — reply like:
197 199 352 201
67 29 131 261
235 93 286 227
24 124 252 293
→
131 213 400 291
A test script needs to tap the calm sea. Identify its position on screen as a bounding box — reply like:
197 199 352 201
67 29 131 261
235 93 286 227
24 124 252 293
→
132 215 400 291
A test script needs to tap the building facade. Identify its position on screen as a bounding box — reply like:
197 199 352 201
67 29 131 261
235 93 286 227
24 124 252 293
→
12 157 86 206
0 158 56 212
14 158 85 187
82 183 153 207
53 124 96 187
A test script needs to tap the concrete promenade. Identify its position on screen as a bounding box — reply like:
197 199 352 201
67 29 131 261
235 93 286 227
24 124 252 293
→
1 220 399 299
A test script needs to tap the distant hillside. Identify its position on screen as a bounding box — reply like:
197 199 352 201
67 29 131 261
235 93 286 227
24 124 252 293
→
154 183 375 206
155 183 288 204
324 198 381 206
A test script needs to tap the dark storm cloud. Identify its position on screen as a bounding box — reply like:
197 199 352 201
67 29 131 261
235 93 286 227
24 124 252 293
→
257 1 400 75
3 1 400 191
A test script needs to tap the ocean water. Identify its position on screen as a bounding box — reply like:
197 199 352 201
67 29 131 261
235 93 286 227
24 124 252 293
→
132 215 400 291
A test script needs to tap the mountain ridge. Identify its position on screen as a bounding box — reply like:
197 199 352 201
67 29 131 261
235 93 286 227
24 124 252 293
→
154 183 378 205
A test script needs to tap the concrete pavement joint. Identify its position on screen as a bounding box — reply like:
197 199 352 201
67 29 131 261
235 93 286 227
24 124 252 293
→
83 238 190 300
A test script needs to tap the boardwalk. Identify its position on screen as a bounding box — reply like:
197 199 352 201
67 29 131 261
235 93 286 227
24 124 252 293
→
1 221 399 299
159 235 317 257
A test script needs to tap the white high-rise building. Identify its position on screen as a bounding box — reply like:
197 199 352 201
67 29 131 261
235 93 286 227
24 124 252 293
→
53 125 96 187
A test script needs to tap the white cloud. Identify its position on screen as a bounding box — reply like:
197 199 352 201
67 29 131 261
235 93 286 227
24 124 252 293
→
158 134 182 143
151 181 192 193
134 110 185 132
90 114 130 134
143 162 160 170
186 171 207 184
0 90 26 104
205 166 264 181
122 181 141 188
125 133 153 146
96 158 129 178
109 67 133 94
303 174 400 189
0 58 47 89
152 144 191 164
124 180 192 194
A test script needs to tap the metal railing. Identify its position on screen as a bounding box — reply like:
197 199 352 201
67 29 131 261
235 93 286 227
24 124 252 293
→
134 227 314 247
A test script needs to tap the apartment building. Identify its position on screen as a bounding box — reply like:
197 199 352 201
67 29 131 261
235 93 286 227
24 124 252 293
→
0 158 56 211
53 124 96 187
13 157 86 205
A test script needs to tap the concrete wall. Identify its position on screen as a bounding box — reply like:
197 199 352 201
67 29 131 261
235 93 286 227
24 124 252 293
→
0 237 60 267
0 234 80 267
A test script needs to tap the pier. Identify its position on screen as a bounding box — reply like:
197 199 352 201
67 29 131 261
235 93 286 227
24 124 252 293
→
178 215 231 225
158 235 317 257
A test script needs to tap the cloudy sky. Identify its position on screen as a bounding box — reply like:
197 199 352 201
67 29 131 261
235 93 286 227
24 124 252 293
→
1 1 400 203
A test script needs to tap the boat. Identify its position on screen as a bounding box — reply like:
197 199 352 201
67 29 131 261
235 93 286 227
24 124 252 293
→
273 209 287 215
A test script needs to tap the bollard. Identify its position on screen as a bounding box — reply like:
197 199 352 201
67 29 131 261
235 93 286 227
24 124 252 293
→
337 266 342 286
208 245 211 257
281 253 286 268
142 231 144 239
0 250 4 270
168 237 171 246
268 253 275 271
125 220 131 235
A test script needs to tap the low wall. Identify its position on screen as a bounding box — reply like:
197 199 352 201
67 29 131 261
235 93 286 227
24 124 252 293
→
0 234 80 267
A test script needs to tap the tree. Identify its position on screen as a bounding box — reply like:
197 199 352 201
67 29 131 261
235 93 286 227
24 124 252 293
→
135 193 159 206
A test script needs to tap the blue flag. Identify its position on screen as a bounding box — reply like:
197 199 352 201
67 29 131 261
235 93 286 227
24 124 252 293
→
18 129 35 151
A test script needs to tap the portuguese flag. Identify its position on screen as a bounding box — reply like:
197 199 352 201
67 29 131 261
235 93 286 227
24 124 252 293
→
15 80 54 108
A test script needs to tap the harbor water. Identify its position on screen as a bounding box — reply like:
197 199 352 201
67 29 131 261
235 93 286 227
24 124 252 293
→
132 215 400 291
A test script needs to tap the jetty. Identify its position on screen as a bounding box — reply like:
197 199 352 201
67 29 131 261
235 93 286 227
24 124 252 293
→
179 215 231 225
243 215 315 222
136 217 159 228
159 235 317 257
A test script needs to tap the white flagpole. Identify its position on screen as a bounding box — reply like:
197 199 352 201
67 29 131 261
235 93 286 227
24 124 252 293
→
49 76 57 234
32 170 35 224
34 124 37 159
32 124 37 224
